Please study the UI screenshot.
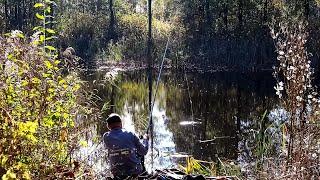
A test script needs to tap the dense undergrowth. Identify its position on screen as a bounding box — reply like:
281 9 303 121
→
0 1 96 179
239 7 320 179
6 1 320 71
181 6 320 178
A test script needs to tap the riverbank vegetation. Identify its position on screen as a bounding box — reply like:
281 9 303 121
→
260 6 319 178
0 1 99 179
2 0 320 71
235 4 320 178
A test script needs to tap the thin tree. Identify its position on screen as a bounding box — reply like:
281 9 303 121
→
147 0 154 170
109 0 116 40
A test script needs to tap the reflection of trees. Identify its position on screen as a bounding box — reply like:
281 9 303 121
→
165 72 278 162
84 71 159 135
83 70 278 163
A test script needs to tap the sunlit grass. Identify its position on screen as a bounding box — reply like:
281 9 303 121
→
178 156 242 178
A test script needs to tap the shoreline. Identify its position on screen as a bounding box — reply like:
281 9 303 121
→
93 61 274 73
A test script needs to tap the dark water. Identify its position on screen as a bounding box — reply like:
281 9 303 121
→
81 70 278 173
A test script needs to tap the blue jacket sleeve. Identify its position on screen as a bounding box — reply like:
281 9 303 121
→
132 133 149 156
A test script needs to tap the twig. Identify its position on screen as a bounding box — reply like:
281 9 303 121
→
199 136 234 143
75 173 90 180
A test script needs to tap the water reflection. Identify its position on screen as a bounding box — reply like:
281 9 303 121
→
81 70 278 174
145 102 176 171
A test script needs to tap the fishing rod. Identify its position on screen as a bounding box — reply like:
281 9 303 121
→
146 37 170 134
143 37 170 173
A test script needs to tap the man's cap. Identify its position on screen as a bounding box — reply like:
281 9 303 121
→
106 113 122 124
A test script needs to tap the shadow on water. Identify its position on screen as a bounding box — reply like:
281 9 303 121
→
80 70 278 174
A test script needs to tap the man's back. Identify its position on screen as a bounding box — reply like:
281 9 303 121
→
103 128 148 177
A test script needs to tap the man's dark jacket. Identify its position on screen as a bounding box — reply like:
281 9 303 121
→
103 128 148 176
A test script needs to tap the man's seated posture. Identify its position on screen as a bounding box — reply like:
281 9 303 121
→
103 113 149 179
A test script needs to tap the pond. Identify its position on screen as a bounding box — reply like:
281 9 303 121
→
77 70 279 176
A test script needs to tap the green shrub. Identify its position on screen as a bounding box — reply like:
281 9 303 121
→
117 13 177 62
0 2 87 179
107 39 125 62
57 11 109 60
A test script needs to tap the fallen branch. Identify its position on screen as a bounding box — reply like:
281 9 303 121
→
199 136 235 143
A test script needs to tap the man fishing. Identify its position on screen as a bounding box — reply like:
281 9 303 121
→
103 113 149 179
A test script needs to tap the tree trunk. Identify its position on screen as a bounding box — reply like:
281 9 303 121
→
147 0 152 123
96 0 102 12
304 0 310 18
60 0 65 14
17 0 22 29
4 0 8 31
223 2 228 31
205 0 212 37
147 0 153 168
29 0 35 29
237 0 243 31
263 0 268 22
14 3 18 28
109 0 116 40
23 0 27 29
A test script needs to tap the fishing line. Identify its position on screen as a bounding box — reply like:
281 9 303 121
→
146 36 170 172
183 63 194 122
183 62 197 157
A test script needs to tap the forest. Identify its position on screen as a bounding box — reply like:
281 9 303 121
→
1 0 320 70
0 0 320 179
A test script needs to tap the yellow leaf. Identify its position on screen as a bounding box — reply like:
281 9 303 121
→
3 170 16 180
42 73 51 78
44 118 54 127
17 33 25 39
1 155 8 166
63 113 69 119
73 84 81 91
7 53 14 60
21 80 29 86
70 120 75 127
48 88 55 93
44 60 53 69
40 35 45 42
79 140 88 147
36 13 45 20
31 77 41 84
46 29 56 34
45 0 54 4
23 171 31 180
45 45 56 51
34 3 44 8
59 79 66 85
33 26 42 31
45 6 51 13
26 134 38 143
26 121 38 133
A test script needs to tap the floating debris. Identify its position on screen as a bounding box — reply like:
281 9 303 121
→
104 68 123 81
160 152 191 158
179 121 202 126
199 136 235 143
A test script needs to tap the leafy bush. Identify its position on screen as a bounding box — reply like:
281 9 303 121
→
0 2 87 179
116 13 181 63
268 19 320 179
107 39 125 62
57 11 109 61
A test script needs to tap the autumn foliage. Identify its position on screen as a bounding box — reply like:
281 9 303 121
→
0 1 85 179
